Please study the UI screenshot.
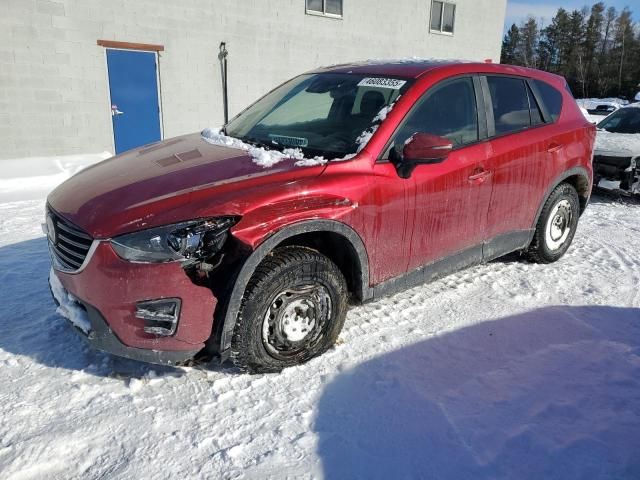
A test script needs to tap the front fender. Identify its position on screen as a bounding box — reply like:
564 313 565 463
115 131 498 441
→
218 219 370 358
230 194 359 248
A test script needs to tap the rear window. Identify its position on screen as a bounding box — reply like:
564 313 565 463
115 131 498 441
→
533 80 563 122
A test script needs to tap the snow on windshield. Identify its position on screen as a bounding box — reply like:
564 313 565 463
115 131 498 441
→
201 127 327 168
202 94 403 168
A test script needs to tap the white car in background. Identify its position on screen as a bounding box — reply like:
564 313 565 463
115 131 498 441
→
593 104 640 195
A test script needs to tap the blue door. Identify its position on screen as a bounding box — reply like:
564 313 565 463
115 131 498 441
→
106 49 162 154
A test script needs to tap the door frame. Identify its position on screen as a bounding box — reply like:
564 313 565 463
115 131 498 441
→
97 40 165 154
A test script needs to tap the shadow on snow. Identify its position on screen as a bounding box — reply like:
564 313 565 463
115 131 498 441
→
315 305 640 480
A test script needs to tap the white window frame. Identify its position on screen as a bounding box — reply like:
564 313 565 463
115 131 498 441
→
430 0 456 35
306 0 343 19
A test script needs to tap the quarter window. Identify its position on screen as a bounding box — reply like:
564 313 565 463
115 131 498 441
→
533 80 563 122
385 77 478 158
306 0 343 17
430 1 456 34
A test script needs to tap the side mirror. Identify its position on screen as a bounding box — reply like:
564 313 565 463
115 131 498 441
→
395 133 453 178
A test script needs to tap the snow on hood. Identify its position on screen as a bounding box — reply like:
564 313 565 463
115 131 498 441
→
595 130 640 156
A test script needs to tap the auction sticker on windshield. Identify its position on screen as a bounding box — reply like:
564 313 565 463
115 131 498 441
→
357 77 407 90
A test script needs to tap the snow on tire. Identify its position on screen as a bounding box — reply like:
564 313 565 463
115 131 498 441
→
527 183 580 264
230 246 348 373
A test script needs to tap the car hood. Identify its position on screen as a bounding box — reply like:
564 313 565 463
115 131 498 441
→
594 130 640 157
48 133 325 238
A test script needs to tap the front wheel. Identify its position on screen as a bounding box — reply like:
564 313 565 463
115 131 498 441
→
526 183 580 263
230 247 348 373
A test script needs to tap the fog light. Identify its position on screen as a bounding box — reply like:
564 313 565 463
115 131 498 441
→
135 298 181 336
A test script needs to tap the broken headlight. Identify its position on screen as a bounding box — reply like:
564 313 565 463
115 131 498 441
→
111 217 238 263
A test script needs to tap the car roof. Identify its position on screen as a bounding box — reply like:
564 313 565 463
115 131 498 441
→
311 59 460 78
310 59 565 86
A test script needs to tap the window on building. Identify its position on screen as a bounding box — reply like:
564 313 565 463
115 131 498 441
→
430 1 456 34
306 0 343 18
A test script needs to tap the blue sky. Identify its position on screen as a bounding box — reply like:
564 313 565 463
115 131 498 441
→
504 0 639 31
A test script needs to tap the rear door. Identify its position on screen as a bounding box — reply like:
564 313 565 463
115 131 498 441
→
106 49 162 154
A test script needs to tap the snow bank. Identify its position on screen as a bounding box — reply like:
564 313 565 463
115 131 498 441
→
576 97 629 110
1 152 111 181
0 152 111 202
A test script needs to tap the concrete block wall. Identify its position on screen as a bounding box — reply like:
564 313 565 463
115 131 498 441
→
0 0 507 160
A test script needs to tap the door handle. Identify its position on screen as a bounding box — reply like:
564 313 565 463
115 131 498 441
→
468 168 491 184
547 143 563 153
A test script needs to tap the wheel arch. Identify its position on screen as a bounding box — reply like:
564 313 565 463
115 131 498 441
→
217 219 371 357
532 167 591 230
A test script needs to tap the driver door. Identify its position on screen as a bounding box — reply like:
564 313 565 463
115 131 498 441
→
383 76 492 272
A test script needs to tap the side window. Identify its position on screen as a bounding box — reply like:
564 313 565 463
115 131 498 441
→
487 76 531 135
533 80 563 122
384 77 478 158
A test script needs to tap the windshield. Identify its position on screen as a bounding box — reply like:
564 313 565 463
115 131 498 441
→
225 73 413 159
597 107 640 134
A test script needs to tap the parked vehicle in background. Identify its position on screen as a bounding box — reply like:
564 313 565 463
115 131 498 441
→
593 104 640 195
46 61 595 373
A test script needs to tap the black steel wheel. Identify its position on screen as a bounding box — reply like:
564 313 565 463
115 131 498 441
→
230 246 348 373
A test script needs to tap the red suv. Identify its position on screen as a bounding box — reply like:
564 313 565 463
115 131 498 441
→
47 61 595 373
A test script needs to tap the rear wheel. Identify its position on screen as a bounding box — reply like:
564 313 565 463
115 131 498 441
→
526 183 580 263
230 246 348 373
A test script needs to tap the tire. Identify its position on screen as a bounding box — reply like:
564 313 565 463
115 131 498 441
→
230 246 348 373
526 183 580 264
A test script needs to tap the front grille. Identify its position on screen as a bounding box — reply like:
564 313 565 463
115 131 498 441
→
47 208 93 272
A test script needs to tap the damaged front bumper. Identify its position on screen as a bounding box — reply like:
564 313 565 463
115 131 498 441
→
50 272 199 364
593 153 640 194
49 270 200 365
47 239 218 365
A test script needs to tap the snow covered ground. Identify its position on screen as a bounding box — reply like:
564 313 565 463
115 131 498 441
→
1 156 640 479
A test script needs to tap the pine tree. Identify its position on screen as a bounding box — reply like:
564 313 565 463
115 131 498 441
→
501 24 521 64
518 17 539 68
500 2 639 99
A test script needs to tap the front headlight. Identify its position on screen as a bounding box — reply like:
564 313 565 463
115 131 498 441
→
111 217 238 263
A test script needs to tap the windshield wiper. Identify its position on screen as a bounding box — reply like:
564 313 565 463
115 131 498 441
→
242 136 283 152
